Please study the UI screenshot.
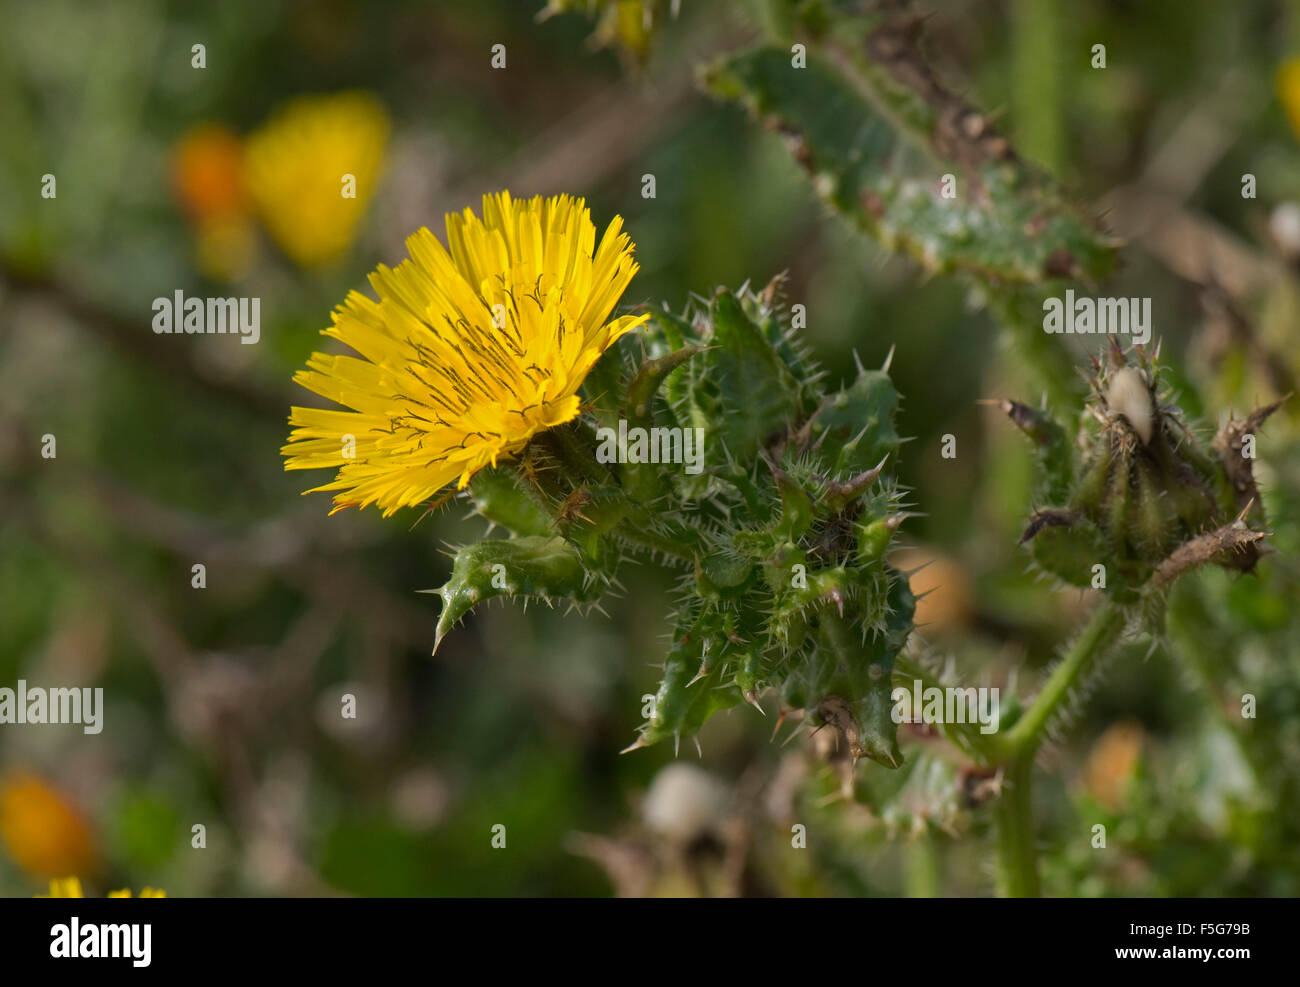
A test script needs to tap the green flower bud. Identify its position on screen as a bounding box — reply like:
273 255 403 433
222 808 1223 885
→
1009 342 1280 597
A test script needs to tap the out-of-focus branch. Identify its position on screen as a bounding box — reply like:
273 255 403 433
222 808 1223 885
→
1 261 287 420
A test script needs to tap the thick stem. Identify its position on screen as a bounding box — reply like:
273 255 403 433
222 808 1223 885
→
993 753 1040 897
902 830 941 898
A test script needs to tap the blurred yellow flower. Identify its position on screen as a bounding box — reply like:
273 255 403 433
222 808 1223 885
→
244 91 389 269
282 191 647 516
170 124 258 281
1280 58 1300 141
0 772 97 882
37 876 86 897
38 878 166 898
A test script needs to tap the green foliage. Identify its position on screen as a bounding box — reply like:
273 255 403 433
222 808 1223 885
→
6 0 1299 901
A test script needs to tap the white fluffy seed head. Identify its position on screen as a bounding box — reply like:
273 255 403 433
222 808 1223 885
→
1106 367 1155 444
641 763 729 842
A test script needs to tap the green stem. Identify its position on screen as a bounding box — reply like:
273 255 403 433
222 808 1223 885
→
990 596 1127 897
1002 597 1126 756
903 830 941 898
993 752 1040 897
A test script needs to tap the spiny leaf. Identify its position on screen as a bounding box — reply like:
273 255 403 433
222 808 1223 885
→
693 289 807 463
703 45 1116 284
807 370 901 476
431 536 599 651
635 608 742 749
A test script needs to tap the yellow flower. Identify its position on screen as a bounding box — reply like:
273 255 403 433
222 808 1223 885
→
244 92 389 268
0 772 97 881
38 878 166 898
1281 58 1300 141
38 877 85 898
282 191 647 516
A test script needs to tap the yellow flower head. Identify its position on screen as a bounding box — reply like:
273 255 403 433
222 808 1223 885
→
244 91 389 268
38 876 85 898
0 772 97 881
282 191 647 516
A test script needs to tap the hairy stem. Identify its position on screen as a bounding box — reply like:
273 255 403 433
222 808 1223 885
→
1002 596 1127 757
990 596 1127 897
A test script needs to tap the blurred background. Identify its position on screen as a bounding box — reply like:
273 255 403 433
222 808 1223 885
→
2 0 1300 896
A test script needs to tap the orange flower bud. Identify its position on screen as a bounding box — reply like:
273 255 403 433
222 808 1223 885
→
0 772 97 881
